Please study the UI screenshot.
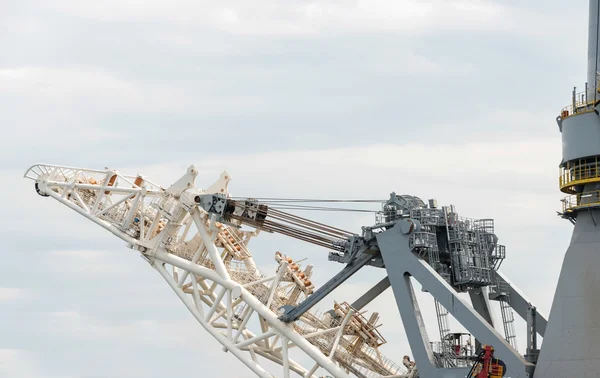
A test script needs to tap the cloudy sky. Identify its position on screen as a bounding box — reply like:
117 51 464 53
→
0 0 589 377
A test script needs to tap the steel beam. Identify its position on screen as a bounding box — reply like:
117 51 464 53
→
468 287 495 350
279 252 376 323
351 276 390 311
468 288 495 328
377 222 534 378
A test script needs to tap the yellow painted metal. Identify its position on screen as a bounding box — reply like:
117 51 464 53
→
471 363 504 378
561 190 600 213
560 90 597 120
559 157 600 193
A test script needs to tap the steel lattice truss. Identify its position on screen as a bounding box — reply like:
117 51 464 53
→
24 164 416 378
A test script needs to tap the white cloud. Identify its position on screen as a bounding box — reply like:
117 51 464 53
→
0 67 134 98
0 66 268 119
39 311 262 377
125 137 560 227
0 67 176 112
370 50 476 76
1 171 123 246
129 138 557 183
42 250 132 277
0 288 24 301
0 349 44 378
44 311 191 347
36 0 549 37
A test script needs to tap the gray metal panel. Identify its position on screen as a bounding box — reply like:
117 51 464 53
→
469 288 495 351
469 288 495 327
534 209 600 378
561 111 600 161
377 224 534 378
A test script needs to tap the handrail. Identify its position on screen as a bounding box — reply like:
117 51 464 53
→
560 90 597 120
559 157 600 193
561 190 600 213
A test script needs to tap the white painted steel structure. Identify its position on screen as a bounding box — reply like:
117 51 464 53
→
24 164 414 378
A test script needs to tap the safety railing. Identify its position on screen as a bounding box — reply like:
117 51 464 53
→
560 90 596 120
561 190 600 213
490 244 506 269
559 157 600 193
410 232 438 251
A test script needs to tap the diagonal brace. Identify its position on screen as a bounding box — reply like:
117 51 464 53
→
376 223 535 378
279 252 376 323
351 276 390 311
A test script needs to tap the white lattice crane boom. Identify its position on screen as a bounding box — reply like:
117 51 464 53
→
24 163 414 378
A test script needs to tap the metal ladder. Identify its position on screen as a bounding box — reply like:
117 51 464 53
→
499 297 518 350
434 300 456 367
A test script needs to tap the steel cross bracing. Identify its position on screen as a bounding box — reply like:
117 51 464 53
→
24 164 415 378
25 164 550 378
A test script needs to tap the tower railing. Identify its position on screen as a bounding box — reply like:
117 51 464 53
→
559 157 600 193
560 90 596 120
561 190 600 213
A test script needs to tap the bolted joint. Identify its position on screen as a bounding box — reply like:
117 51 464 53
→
278 305 296 323
194 193 228 216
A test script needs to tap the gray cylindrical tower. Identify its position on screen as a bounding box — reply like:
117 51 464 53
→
535 1 600 376
589 0 600 101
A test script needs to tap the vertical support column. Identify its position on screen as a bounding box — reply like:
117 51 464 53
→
388 272 438 377
535 210 600 377
376 223 532 378
588 0 600 101
468 287 495 351
525 305 538 364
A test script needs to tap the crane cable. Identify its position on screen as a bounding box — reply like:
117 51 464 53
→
225 199 371 251
230 197 384 213
230 197 385 203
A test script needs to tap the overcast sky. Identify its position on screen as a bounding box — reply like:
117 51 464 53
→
0 0 589 377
